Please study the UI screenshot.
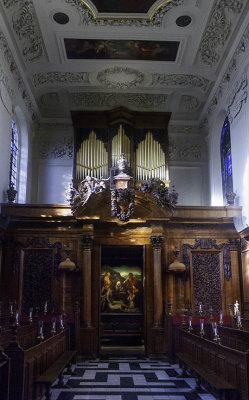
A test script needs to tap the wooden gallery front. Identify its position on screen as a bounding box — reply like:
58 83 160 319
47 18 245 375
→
0 109 244 359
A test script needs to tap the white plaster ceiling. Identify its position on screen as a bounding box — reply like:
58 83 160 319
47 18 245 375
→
1 0 249 124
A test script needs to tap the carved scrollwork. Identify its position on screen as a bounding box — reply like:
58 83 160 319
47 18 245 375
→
80 235 94 248
111 188 134 222
33 72 90 87
150 236 164 249
139 178 178 212
3 0 46 62
70 176 109 213
199 0 245 66
70 92 168 110
0 30 36 118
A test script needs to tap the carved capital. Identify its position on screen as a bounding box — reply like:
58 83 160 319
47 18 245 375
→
150 236 164 249
80 235 94 249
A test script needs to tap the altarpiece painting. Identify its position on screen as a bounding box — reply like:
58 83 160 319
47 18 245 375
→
101 246 143 314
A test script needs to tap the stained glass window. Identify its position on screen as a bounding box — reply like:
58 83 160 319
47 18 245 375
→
220 116 233 202
9 121 19 189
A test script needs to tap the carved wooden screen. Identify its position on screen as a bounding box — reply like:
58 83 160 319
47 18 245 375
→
21 249 54 312
192 251 222 315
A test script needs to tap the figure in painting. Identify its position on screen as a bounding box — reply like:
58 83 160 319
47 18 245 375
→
101 272 113 307
124 273 139 312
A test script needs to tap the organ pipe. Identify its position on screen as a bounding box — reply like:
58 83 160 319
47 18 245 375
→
135 131 166 181
112 125 130 166
76 130 108 180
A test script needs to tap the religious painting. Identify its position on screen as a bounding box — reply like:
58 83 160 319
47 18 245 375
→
89 0 159 14
101 246 143 314
64 38 180 62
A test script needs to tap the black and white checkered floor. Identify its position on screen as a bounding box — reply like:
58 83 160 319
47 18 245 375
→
45 356 215 400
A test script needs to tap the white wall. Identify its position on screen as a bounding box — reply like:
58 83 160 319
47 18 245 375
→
207 55 249 227
0 101 12 203
32 124 73 204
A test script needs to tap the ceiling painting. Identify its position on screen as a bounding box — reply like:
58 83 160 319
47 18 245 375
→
64 38 179 61
84 0 167 14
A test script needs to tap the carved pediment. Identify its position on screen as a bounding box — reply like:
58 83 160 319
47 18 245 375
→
74 190 173 221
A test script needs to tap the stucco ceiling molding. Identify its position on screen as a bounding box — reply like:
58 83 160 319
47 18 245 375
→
199 0 245 66
169 138 203 161
227 73 248 123
2 0 46 63
70 92 168 110
0 30 36 119
203 22 249 122
96 67 144 90
36 134 73 159
32 72 90 87
64 0 183 27
152 74 210 91
180 95 200 111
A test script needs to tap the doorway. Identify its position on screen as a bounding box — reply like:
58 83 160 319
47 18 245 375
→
100 245 145 354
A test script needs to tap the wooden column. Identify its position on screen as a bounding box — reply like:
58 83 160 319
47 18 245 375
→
150 236 164 327
80 235 93 328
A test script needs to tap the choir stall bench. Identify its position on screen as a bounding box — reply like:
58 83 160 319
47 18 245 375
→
36 349 77 400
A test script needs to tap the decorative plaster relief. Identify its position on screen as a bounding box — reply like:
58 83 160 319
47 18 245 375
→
3 0 46 62
64 0 183 27
0 30 36 118
97 67 144 90
228 73 248 123
0 67 14 114
152 74 209 91
168 138 203 161
70 92 168 110
180 95 200 111
33 72 90 87
37 134 73 159
199 0 245 66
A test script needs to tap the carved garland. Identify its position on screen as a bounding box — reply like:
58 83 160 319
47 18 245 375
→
199 0 245 66
182 238 232 281
3 0 46 62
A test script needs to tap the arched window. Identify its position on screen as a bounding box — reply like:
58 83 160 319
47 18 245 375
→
9 120 19 191
220 116 233 202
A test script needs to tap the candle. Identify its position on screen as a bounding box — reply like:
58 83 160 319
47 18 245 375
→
44 301 48 314
60 315 64 329
214 327 217 336
189 317 192 327
200 319 204 330
237 313 241 324
219 311 223 321
199 303 202 311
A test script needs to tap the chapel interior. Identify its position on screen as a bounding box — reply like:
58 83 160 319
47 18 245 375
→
1 1 249 400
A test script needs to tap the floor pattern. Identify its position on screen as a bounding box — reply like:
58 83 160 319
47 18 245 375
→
45 356 216 400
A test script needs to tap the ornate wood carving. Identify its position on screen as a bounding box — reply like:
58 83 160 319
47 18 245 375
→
150 236 164 249
183 238 232 281
192 252 222 315
22 249 53 312
80 235 94 248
